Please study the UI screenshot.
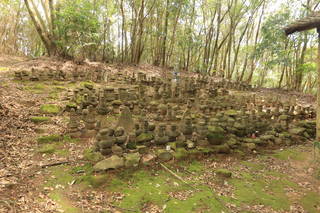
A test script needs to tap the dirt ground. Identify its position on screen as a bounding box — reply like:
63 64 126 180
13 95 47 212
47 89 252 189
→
0 55 319 213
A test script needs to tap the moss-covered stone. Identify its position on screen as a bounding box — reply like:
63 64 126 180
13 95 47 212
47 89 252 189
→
136 133 154 144
37 134 62 144
40 104 60 114
65 103 77 112
215 169 232 178
30 116 51 124
83 149 104 163
224 109 238 116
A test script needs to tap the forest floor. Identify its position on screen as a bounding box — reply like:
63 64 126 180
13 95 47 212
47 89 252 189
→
0 55 320 213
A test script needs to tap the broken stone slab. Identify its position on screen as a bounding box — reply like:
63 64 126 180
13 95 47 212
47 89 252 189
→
93 155 124 172
141 153 157 165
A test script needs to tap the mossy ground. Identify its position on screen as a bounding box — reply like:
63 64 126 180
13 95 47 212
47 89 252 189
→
272 148 307 161
43 145 320 213
36 135 79 156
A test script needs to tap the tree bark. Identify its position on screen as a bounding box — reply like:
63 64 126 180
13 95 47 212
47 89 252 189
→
316 28 320 141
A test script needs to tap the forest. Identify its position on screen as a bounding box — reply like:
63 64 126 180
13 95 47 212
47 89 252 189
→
0 0 319 90
0 0 320 212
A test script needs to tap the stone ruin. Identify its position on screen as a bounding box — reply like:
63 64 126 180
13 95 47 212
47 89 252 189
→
61 71 316 171
13 63 108 83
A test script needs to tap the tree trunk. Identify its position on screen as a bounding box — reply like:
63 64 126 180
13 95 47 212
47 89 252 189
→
316 28 320 141
24 0 58 56
161 0 170 67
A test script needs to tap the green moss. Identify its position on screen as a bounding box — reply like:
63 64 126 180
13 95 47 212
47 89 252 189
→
272 149 305 161
80 174 108 188
165 187 225 213
136 133 154 144
40 104 60 114
80 81 94 87
0 67 8 72
30 116 51 124
37 142 69 156
215 169 232 178
63 135 79 143
108 169 227 213
33 83 46 90
66 102 77 108
241 161 265 171
37 134 78 144
48 92 59 100
54 86 66 91
300 191 320 213
187 161 204 173
83 149 104 163
55 149 70 157
197 147 215 154
49 191 81 213
229 172 292 210
224 110 238 116
24 83 47 94
174 148 189 160
110 170 172 211
37 144 56 154
37 134 62 144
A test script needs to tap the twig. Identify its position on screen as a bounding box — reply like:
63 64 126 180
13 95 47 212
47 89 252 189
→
159 163 198 190
40 161 70 168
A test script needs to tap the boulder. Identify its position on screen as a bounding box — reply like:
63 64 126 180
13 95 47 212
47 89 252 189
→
93 155 124 171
